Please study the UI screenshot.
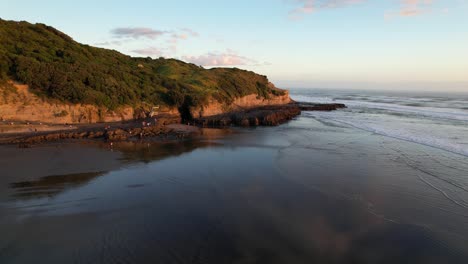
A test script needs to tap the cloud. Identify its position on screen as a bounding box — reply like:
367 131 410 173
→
111 27 168 39
110 27 199 42
109 27 199 55
398 0 433 16
182 52 258 66
169 29 199 44
288 0 441 18
289 0 365 18
106 26 199 58
169 33 188 44
384 0 435 18
131 47 164 57
94 40 122 46
181 28 200 37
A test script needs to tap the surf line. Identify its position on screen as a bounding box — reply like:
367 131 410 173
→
311 116 468 158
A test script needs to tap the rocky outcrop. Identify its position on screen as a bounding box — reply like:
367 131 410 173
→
1 101 347 145
6 115 182 145
189 90 292 119
194 104 301 127
194 102 347 128
297 102 346 111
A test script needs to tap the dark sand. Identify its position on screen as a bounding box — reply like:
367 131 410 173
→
1 116 467 263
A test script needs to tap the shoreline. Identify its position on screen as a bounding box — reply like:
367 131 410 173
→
0 102 346 146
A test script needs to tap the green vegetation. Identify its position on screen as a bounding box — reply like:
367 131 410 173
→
0 19 283 114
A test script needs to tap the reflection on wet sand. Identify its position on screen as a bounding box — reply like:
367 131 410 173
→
5 129 228 201
9 171 104 200
111 139 223 163
1 123 468 263
3 142 218 201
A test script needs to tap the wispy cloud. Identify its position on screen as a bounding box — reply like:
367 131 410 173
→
289 0 365 19
110 27 199 42
181 28 200 37
111 27 168 39
110 27 266 68
398 0 434 16
106 26 199 57
131 47 164 56
384 0 435 18
169 29 199 44
182 51 258 66
288 0 442 19
94 40 122 46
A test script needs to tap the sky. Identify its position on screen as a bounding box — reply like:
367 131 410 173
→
1 0 467 91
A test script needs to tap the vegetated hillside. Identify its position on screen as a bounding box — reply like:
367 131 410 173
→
0 19 284 115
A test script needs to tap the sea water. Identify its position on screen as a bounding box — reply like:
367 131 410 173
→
291 88 468 156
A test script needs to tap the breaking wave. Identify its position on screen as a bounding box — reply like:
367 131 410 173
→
291 91 468 157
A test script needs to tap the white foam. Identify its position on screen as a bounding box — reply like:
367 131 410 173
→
292 95 468 122
304 110 468 157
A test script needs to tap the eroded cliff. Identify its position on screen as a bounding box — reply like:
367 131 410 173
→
0 83 177 124
0 83 293 124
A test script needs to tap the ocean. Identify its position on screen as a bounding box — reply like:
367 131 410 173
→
0 88 468 263
291 88 468 157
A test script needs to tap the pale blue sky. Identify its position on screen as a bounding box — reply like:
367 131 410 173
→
1 0 467 91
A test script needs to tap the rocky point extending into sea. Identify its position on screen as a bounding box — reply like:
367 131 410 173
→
0 101 346 146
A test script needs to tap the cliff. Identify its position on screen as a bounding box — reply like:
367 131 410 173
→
0 18 290 122
0 83 181 124
0 82 290 124
190 89 292 118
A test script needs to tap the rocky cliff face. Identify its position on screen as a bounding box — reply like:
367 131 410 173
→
0 83 293 124
190 90 292 119
0 83 180 124
0 84 135 123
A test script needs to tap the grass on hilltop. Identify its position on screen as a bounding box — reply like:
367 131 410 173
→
0 19 283 116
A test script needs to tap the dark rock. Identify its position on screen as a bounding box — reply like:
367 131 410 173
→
18 143 31 148
297 102 346 111
104 128 128 141
194 102 346 128
194 104 301 127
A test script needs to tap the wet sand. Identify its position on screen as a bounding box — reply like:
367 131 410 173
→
1 116 467 263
